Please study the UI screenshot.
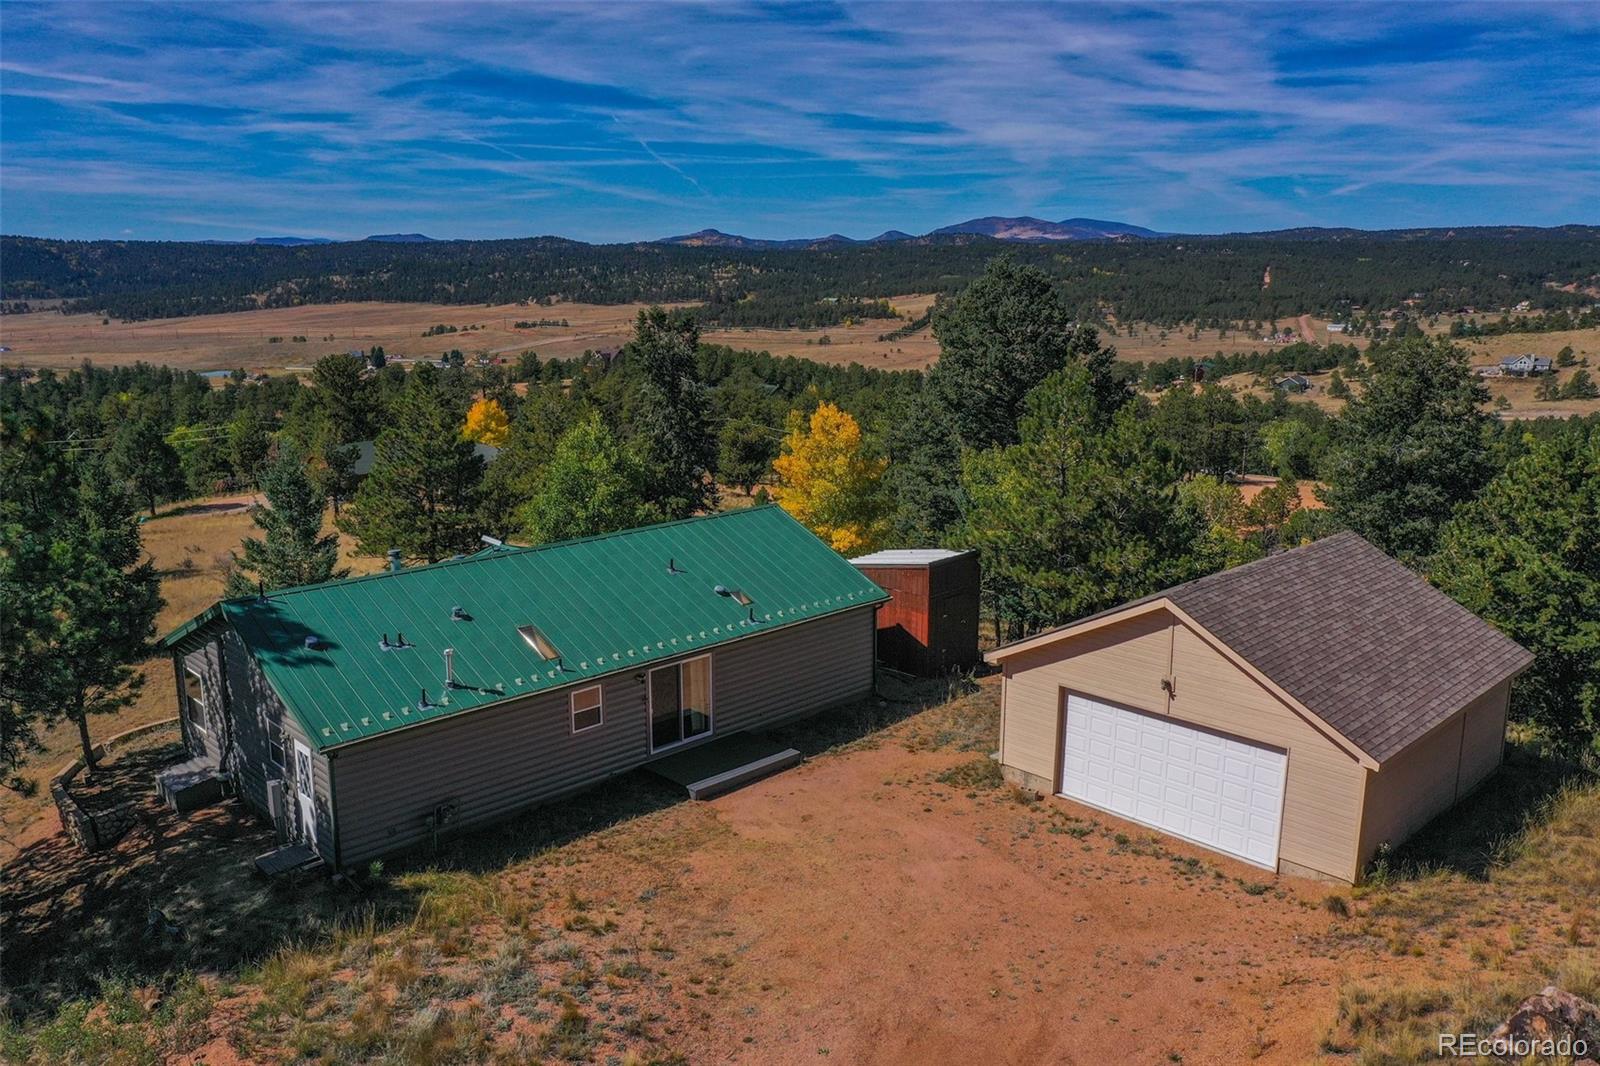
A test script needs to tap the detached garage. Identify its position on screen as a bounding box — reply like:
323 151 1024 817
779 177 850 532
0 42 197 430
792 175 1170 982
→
988 533 1533 883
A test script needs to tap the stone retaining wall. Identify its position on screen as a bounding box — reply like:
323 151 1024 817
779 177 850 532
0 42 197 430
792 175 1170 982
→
50 717 180 853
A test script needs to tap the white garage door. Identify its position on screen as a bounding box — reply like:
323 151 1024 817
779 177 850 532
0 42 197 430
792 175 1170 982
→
1060 694 1287 869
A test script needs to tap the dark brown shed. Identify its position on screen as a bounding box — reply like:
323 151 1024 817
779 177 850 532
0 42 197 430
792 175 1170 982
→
850 549 980 676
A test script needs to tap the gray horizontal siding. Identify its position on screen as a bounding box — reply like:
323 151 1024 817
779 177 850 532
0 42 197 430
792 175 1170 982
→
330 605 876 866
182 631 335 860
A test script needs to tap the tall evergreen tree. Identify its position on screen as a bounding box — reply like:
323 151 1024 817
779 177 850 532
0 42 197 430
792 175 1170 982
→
958 366 1209 640
1434 423 1600 754
309 430 361 519
1320 336 1492 564
108 416 183 515
339 367 485 563
227 405 272 484
627 307 717 518
226 440 347 596
889 257 1127 541
1 453 162 770
311 352 373 443
928 256 1125 451
884 388 966 542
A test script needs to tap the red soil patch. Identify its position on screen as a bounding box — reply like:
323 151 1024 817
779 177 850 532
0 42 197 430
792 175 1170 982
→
528 728 1372 1064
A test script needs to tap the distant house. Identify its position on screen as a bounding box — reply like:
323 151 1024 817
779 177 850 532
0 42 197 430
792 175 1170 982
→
159 507 887 869
1274 374 1311 393
1499 354 1553 377
1325 322 1347 334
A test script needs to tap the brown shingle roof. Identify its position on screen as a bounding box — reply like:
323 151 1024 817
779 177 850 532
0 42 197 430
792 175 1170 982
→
992 532 1533 764
1165 532 1531 763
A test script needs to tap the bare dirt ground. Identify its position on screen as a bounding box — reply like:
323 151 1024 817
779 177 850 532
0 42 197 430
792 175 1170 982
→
4 675 1594 1063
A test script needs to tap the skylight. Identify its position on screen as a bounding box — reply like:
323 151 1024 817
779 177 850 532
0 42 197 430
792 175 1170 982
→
517 624 561 660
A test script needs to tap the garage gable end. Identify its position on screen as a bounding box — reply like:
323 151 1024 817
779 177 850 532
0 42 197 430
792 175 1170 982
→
997 599 1378 769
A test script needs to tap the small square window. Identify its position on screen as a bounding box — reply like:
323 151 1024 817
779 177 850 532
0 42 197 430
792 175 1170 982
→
570 684 603 734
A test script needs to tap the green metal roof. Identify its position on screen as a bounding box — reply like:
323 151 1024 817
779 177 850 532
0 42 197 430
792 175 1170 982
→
168 506 887 752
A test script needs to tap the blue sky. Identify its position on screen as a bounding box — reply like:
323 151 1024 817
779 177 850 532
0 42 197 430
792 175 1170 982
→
2 1 1597 242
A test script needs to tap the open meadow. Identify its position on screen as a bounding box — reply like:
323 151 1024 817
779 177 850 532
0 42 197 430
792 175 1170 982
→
0 298 943 375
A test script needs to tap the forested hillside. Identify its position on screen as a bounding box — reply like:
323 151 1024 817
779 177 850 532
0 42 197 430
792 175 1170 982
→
3 226 1596 328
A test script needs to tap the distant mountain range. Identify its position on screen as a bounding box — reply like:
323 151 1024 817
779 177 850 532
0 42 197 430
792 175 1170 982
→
656 216 1164 249
198 233 439 246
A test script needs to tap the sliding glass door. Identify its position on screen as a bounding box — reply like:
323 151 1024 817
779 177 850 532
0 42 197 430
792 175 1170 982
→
649 655 712 752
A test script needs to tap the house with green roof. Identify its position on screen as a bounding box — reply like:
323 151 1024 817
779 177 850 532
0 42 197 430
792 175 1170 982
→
161 506 888 868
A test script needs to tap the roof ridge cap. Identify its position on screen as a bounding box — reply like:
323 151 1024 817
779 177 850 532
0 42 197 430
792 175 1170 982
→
225 505 786 604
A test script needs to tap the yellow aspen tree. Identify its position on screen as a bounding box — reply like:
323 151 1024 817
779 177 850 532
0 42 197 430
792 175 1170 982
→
772 402 890 555
462 397 510 447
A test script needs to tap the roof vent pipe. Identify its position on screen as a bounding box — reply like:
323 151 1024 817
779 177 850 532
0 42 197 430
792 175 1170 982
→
387 548 403 572
443 647 457 689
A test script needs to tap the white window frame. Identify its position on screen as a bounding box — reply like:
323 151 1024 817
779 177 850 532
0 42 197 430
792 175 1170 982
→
646 654 714 754
183 666 208 736
569 683 604 734
264 718 286 769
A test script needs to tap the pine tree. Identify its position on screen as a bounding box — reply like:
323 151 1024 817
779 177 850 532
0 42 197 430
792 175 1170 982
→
628 307 717 517
339 367 485 563
227 440 347 596
928 256 1125 450
311 352 372 442
108 416 183 515
309 430 361 519
958 366 1208 639
1320 336 1492 565
1 454 163 770
1434 423 1600 754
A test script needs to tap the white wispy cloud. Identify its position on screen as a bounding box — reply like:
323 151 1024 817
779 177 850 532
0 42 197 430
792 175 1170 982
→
1 1 1596 239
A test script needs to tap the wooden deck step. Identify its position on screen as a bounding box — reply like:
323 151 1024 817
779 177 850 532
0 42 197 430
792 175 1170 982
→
684 748 803 800
253 842 322 878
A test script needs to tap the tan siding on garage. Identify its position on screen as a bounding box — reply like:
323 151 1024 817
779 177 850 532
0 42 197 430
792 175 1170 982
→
1357 681 1509 871
999 609 1369 882
1001 611 1173 784
1167 624 1368 882
1457 681 1510 795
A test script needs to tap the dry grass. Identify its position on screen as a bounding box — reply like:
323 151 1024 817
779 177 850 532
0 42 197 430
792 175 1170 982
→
0 296 948 374
0 300 678 375
1321 756 1600 1062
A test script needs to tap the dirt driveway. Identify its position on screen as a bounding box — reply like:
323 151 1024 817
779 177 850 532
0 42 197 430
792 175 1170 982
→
525 694 1357 1065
